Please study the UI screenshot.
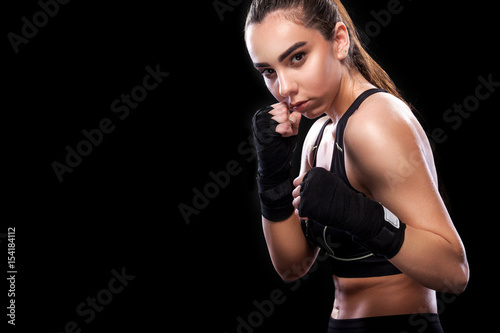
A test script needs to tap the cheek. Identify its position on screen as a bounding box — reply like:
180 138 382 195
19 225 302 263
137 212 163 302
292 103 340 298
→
305 53 340 96
301 55 341 118
321 58 341 93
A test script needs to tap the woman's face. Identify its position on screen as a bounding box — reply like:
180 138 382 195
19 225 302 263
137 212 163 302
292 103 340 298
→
246 12 347 119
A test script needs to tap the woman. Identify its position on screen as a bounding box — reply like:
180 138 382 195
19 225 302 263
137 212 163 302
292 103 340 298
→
245 0 469 332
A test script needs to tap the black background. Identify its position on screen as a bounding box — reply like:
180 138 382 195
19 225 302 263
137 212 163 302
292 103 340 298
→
3 0 498 332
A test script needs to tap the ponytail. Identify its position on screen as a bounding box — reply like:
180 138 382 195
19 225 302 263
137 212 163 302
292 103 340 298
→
331 0 405 102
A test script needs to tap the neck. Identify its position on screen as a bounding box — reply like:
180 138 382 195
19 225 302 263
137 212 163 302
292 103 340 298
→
325 68 375 122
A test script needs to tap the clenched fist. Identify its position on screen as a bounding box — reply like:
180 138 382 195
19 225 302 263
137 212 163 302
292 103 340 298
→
252 102 302 222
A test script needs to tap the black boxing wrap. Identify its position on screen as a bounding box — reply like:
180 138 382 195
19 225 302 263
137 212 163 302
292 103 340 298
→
252 106 297 222
298 167 405 259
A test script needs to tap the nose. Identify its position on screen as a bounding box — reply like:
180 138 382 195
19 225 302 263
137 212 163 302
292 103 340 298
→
278 72 297 98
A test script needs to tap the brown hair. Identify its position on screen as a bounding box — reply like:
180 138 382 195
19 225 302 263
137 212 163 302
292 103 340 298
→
245 0 406 103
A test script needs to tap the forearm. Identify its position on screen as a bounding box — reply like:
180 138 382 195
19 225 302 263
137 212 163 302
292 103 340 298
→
262 214 318 281
251 103 314 280
390 225 469 294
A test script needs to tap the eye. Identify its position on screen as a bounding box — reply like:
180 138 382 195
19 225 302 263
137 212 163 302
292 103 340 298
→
291 52 306 65
260 68 276 78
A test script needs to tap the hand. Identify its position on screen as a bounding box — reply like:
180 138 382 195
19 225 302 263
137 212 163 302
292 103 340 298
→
292 168 406 258
252 103 300 180
269 102 302 137
252 103 300 222
292 172 307 219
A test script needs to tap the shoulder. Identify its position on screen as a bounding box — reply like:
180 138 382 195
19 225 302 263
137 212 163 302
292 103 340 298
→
348 93 417 140
345 92 425 156
344 93 436 195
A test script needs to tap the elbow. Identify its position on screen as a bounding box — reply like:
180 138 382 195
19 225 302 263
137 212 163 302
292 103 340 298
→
280 273 299 282
275 263 310 282
270 251 317 282
455 262 470 294
278 268 308 282
435 242 470 294
453 252 470 294
442 261 469 295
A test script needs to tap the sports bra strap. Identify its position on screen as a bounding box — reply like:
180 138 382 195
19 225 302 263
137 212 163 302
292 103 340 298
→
311 118 332 167
311 88 387 168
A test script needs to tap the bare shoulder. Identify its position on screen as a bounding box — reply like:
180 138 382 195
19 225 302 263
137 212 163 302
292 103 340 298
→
343 92 437 196
349 93 418 137
345 92 429 155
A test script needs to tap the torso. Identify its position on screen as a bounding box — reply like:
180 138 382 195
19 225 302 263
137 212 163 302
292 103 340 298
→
332 273 437 319
302 93 438 319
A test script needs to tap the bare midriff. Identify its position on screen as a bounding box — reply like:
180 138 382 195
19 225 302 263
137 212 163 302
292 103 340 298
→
331 273 437 319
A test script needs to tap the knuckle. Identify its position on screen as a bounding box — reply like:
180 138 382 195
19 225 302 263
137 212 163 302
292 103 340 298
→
274 114 286 123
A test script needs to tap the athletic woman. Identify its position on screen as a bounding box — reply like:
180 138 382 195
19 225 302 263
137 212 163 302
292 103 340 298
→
245 1 469 332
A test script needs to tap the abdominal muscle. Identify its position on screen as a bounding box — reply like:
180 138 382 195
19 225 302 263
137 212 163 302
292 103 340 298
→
331 273 437 319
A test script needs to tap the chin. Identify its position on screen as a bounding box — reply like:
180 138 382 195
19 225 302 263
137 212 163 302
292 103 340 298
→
302 107 325 120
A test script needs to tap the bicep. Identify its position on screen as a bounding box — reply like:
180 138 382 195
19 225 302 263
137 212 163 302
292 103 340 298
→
345 113 462 248
344 101 468 289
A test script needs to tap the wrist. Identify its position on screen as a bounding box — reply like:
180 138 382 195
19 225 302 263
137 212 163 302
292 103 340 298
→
258 172 294 222
252 105 297 222
349 204 406 259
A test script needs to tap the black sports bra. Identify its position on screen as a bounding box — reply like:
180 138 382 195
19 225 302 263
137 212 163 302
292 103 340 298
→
302 88 402 278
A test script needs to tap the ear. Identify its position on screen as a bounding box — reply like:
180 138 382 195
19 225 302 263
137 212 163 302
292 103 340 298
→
333 22 350 60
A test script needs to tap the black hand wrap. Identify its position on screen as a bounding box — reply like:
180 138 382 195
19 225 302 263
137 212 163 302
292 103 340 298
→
298 167 405 259
252 106 297 222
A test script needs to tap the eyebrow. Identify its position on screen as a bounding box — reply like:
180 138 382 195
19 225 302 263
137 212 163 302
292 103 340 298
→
253 41 307 68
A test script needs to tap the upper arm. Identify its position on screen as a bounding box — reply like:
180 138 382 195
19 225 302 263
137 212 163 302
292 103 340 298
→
344 96 463 250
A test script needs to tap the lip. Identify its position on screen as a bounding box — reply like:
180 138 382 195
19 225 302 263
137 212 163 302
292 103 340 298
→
290 100 310 112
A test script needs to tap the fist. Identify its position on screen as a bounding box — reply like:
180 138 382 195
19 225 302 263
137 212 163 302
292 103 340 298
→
292 172 307 219
269 102 302 137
